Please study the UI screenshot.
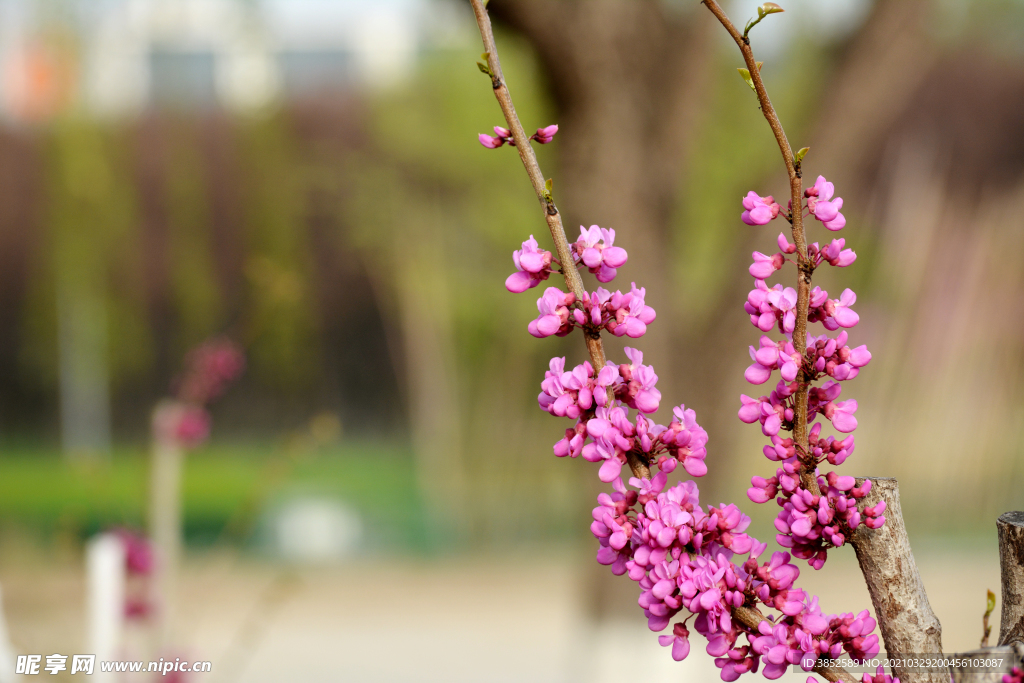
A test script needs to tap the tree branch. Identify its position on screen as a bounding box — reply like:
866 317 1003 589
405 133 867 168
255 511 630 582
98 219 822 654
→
700 0 818 495
469 0 649 479
731 606 858 683
700 7 944 681
998 511 1024 646
850 478 944 683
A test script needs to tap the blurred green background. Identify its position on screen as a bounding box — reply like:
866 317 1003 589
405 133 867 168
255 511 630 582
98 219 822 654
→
0 0 1020 679
0 0 1018 558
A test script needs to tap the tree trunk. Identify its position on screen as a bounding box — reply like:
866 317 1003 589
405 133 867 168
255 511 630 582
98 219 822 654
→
850 477 944 683
998 511 1024 646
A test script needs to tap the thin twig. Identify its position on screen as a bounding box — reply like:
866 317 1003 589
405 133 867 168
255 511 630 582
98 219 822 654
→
469 0 649 478
700 0 818 495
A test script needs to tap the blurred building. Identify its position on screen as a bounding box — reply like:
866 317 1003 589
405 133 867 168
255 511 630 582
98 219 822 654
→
0 0 428 121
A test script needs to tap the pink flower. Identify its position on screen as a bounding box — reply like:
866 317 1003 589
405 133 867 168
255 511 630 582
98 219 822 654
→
778 233 797 254
619 347 662 413
825 399 858 433
766 286 798 334
153 400 211 449
505 235 553 293
820 238 856 267
807 176 846 231
528 287 574 338
479 124 558 148
478 133 505 148
478 126 512 148
113 528 154 575
606 283 656 338
177 338 245 404
175 407 211 447
741 191 781 226
738 395 762 424
863 664 900 683
574 225 629 283
531 124 559 144
749 251 784 279
823 289 859 329
669 405 709 477
659 622 692 661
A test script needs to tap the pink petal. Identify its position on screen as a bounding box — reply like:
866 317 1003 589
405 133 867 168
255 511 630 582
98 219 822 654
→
671 637 690 661
536 314 562 337
625 318 647 338
603 246 628 268
849 345 871 367
505 271 533 293
744 363 772 385
823 212 846 231
833 308 860 328
478 133 503 149
635 389 660 414
598 458 623 482
755 345 780 367
519 251 547 273
831 411 857 433
682 457 707 478
738 397 761 423
814 199 840 223
581 247 603 268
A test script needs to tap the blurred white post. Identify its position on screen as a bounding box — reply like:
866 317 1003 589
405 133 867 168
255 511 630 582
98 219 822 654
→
0 583 15 683
86 533 126 682
149 434 184 650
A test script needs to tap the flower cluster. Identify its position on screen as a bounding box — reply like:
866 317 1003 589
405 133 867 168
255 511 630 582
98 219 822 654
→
738 177 845 232
176 338 245 405
1003 667 1022 683
540 348 709 481
156 338 245 450
590 474 880 680
573 225 628 282
153 400 212 449
478 124 558 148
506 225 630 295
505 235 553 293
525 283 656 339
864 664 900 683
737 176 883 568
112 528 153 618
744 281 861 336
806 176 846 231
741 192 781 226
751 235 856 281
499 160 880 677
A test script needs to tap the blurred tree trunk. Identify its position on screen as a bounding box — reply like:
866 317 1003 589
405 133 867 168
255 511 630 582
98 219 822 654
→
809 0 940 187
489 0 713 374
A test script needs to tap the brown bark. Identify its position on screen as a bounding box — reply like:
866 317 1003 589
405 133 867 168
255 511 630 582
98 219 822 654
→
998 511 1024 646
850 478 944 683
950 642 1024 683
